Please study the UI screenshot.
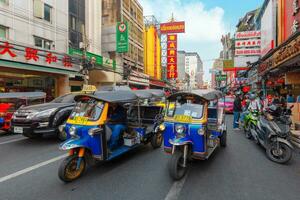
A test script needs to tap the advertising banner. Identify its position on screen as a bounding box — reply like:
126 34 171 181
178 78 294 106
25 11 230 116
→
167 34 178 79
160 21 185 34
223 60 234 71
116 22 129 53
235 39 261 48
260 0 276 56
235 48 261 56
235 31 261 39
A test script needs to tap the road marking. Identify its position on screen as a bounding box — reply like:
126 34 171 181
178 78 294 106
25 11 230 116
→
0 154 68 183
0 137 26 145
164 172 188 200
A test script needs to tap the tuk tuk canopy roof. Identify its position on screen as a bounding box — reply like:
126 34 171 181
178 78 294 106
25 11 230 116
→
0 92 46 99
168 89 223 101
75 89 165 103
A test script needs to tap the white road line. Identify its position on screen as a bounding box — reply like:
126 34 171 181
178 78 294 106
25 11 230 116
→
164 173 188 200
0 138 26 145
0 154 68 183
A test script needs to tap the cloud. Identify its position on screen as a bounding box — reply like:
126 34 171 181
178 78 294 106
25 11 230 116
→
139 0 227 82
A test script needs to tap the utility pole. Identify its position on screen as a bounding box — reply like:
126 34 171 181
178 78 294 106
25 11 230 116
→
80 24 90 85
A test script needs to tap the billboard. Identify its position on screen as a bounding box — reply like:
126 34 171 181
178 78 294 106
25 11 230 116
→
235 31 261 39
235 48 261 56
116 22 129 53
260 0 276 56
235 39 261 48
167 34 178 79
160 21 185 34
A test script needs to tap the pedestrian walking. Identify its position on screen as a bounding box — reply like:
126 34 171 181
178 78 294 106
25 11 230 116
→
233 93 242 130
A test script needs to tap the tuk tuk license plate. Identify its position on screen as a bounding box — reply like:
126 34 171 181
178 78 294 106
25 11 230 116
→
14 127 23 133
174 115 192 123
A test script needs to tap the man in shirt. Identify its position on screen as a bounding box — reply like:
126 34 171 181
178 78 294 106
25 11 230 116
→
233 93 242 130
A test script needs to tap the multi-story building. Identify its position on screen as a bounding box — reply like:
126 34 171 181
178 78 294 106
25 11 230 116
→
185 52 202 89
0 0 79 98
143 15 162 88
176 50 186 90
102 0 148 88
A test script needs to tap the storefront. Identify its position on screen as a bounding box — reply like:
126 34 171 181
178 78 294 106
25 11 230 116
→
0 41 80 100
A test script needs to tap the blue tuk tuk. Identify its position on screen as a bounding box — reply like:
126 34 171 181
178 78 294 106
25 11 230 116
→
58 90 165 182
160 89 227 180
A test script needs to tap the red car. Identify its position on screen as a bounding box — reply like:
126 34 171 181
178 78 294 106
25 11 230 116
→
218 96 234 113
0 92 46 132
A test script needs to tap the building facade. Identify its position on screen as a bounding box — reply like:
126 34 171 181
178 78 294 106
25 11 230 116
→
102 0 148 88
185 52 202 89
143 15 162 85
0 0 79 99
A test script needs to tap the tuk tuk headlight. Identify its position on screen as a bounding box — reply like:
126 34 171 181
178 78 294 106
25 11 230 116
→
69 126 76 136
175 124 185 135
159 124 166 131
198 128 205 136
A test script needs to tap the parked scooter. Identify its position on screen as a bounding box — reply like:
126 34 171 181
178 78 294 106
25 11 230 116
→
250 105 294 164
243 109 259 139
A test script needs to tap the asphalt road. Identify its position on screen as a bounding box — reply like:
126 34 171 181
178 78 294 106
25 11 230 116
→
0 116 299 200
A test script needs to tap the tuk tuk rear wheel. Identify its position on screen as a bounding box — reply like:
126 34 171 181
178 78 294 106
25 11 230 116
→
168 150 188 180
58 155 86 182
151 132 163 149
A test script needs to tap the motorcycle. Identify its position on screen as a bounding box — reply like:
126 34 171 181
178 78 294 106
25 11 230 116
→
250 105 294 164
243 109 259 139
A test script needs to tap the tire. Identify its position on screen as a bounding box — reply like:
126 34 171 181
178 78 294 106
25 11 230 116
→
151 132 163 149
58 155 86 182
168 150 188 180
244 124 251 139
57 120 67 141
266 142 293 164
220 131 227 147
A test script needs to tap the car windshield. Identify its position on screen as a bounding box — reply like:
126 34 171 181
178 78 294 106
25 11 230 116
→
167 102 204 119
69 99 104 121
52 94 75 103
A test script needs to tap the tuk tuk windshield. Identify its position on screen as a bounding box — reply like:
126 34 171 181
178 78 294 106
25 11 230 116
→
167 102 204 119
69 99 104 121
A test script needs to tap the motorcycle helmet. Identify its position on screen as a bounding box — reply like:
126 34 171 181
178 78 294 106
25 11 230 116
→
249 93 256 100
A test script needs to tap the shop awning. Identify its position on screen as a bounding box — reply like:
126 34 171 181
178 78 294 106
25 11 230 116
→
0 60 81 77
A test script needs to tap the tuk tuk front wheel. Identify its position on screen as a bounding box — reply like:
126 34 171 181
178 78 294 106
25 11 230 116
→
168 150 188 180
58 155 86 182
151 132 163 149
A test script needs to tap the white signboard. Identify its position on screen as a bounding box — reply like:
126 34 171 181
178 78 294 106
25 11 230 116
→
235 39 261 48
235 31 261 39
235 48 261 56
260 0 276 56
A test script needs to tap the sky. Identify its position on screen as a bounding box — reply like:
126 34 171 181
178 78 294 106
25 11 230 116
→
139 0 264 82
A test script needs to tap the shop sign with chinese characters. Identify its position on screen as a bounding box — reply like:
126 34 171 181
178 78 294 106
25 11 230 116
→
273 33 300 67
167 34 178 79
280 0 300 41
235 39 261 48
0 41 79 71
235 48 261 56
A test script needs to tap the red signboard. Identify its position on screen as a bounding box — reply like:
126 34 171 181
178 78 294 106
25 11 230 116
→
282 0 300 41
167 34 178 79
160 21 185 34
235 31 261 39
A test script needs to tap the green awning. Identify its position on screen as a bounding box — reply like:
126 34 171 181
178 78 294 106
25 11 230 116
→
0 60 81 76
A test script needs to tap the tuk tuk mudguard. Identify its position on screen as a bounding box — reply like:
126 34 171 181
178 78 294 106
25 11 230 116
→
163 122 206 153
62 123 103 156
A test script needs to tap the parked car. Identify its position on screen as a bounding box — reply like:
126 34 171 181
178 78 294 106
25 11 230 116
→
218 96 234 113
10 93 77 140
0 92 46 133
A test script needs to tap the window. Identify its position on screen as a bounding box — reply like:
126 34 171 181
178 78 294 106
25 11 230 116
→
0 25 8 39
33 0 52 23
44 4 51 22
34 36 53 50
0 0 8 5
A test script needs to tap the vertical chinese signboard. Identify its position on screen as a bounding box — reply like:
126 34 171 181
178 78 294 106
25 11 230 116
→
167 34 178 79
116 21 129 53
